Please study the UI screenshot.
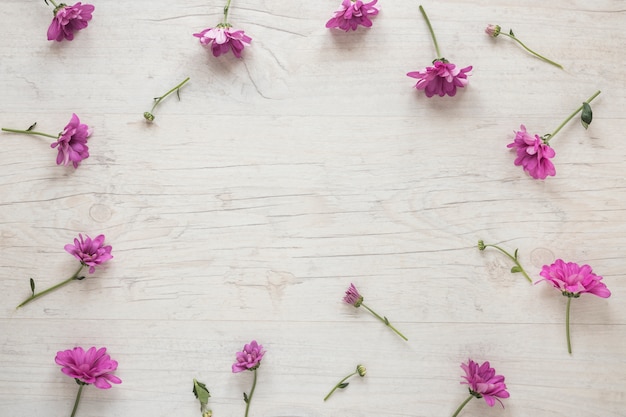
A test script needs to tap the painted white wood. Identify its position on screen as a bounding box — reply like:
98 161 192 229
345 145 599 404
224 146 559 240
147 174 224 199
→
1 1 624 416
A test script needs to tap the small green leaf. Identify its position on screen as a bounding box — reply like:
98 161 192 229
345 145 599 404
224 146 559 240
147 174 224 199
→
581 102 593 129
510 266 522 273
193 379 211 406
338 382 350 389
176 88 181 101
509 29 515 36
243 392 249 403
514 248 519 260
383 316 390 325
26 122 37 131
29 278 35 295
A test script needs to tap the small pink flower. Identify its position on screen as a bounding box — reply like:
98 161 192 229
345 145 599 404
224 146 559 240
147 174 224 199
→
507 124 555 179
50 113 91 168
343 283 363 306
325 0 379 31
232 340 265 373
47 2 95 42
64 233 113 274
407 60 472 97
460 359 509 407
484 24 501 37
55 346 121 389
538 259 610 298
193 25 252 58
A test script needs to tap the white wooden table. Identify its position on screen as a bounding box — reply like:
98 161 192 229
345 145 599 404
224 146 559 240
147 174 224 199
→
1 1 624 416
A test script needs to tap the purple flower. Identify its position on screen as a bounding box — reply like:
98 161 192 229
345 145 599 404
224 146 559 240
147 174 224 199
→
461 359 509 407
47 2 95 42
538 259 610 298
55 346 121 389
50 113 91 168
507 124 555 179
343 283 363 306
193 25 252 58
64 234 113 274
232 340 265 373
407 60 472 97
326 0 379 31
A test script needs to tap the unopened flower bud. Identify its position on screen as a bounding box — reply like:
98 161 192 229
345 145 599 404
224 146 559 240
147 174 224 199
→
143 112 155 122
202 411 213 417
356 364 366 377
477 240 486 251
485 24 501 37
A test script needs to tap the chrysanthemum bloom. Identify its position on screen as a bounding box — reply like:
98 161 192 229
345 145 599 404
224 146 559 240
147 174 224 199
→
460 359 509 407
506 124 555 180
55 347 120 417
193 25 252 58
325 0 379 31
50 113 91 168
407 60 472 97
233 340 265 417
65 233 113 274
537 259 610 353
47 2 95 42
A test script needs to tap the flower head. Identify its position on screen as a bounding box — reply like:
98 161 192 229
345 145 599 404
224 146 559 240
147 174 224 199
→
194 25 252 58
461 359 509 407
507 124 556 179
232 340 265 373
50 113 91 168
55 346 121 389
538 259 611 298
325 0 379 31
407 60 472 97
47 2 95 42
343 283 364 307
485 24 501 37
64 234 113 274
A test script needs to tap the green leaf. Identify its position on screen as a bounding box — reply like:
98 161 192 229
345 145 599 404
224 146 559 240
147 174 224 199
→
243 392 249 403
383 316 390 325
338 382 350 389
192 379 211 406
29 278 35 296
581 102 593 129
26 122 37 131
510 266 522 273
514 248 519 260
509 29 515 36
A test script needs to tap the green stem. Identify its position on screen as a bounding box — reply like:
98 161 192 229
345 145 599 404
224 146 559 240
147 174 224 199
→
544 90 601 144
16 264 84 309
566 296 573 354
48 0 60 8
419 5 442 59
149 77 191 114
361 303 408 341
223 0 233 24
451 395 474 417
70 383 85 417
244 369 257 417
1 128 58 139
500 32 563 69
323 371 357 401
483 244 532 283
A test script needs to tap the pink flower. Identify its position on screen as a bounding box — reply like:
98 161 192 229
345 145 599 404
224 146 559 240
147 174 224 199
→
50 113 91 168
232 340 265 373
193 25 252 58
485 24 501 37
507 124 555 179
55 346 121 389
325 0 379 31
64 233 113 274
461 359 509 407
407 60 472 97
343 283 363 306
47 2 95 42
538 259 611 298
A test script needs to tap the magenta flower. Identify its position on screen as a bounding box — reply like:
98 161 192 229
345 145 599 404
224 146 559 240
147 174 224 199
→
507 124 555 179
47 2 95 42
460 359 509 407
194 25 252 58
537 259 610 354
233 340 265 417
407 61 472 97
325 0 379 31
55 346 120 417
51 113 91 168
65 233 113 274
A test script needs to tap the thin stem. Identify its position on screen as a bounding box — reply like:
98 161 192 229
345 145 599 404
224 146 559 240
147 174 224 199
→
361 303 408 341
451 395 474 417
16 264 84 309
419 5 442 59
48 0 60 8
150 77 191 114
223 0 233 24
482 244 532 283
70 383 85 417
2 128 58 139
566 296 573 354
545 90 601 143
500 32 563 69
323 371 357 401
244 368 257 417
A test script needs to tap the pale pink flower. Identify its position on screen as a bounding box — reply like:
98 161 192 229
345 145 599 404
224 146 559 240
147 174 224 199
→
47 2 95 42
407 60 472 97
326 0 379 31
460 359 509 407
193 25 252 58
485 24 501 37
50 113 91 168
538 259 610 298
507 124 555 179
55 346 121 389
232 340 265 373
343 283 363 306
64 233 113 274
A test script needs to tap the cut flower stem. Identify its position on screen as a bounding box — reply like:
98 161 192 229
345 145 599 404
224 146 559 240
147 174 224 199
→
451 394 474 417
324 365 366 401
566 295 573 354
223 0 233 23
419 5 442 59
1 127 58 139
499 31 563 69
544 90 601 144
144 77 190 121
16 264 84 309
244 369 257 417
70 383 85 417
361 303 408 341
478 241 532 283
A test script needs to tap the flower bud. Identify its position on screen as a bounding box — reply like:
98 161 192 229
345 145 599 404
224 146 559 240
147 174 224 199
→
356 364 366 377
485 24 501 37
143 112 155 121
202 411 213 417
477 240 486 251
